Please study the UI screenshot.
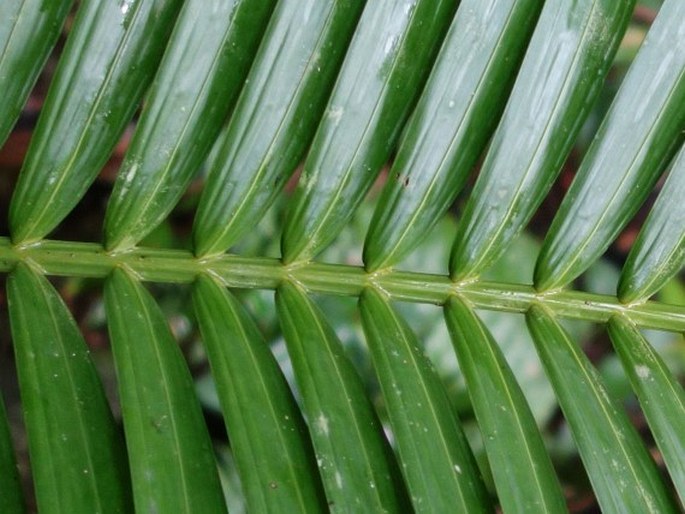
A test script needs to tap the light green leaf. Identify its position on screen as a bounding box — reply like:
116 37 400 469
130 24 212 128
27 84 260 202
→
445 297 567 514
276 282 408 513
192 0 365 257
104 0 275 251
104 268 226 514
9 0 184 244
7 263 131 514
450 0 634 281
535 0 685 291
360 289 492 513
526 304 678 513
281 0 457 263
0 0 73 148
192 275 327 513
607 314 685 504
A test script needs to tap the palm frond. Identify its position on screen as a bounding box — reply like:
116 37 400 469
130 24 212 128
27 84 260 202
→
1 0 684 512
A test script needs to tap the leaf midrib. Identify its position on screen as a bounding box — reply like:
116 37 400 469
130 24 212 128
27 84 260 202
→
2 236 684 332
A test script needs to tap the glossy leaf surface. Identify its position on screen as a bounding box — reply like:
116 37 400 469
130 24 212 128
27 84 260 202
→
7 263 131 514
619 143 685 303
193 275 327 513
363 0 542 272
0 0 73 147
192 0 365 257
104 0 275 251
281 0 457 263
450 0 634 281
445 297 567 514
9 0 183 244
607 315 685 504
360 289 491 513
526 305 678 514
535 0 685 291
276 282 407 512
104 269 226 514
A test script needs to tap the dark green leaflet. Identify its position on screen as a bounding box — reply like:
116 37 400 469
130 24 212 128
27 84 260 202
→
192 0 365 257
0 0 73 148
535 0 685 291
104 269 226 514
103 0 275 252
527 305 679 514
7 263 131 514
193 276 327 513
607 315 685 505
276 282 409 513
281 0 457 263
450 0 634 281
618 142 685 303
445 297 568 514
9 0 183 244
364 0 543 272
360 290 492 513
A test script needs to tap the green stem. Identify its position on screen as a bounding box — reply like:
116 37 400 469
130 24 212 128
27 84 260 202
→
1 237 683 331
